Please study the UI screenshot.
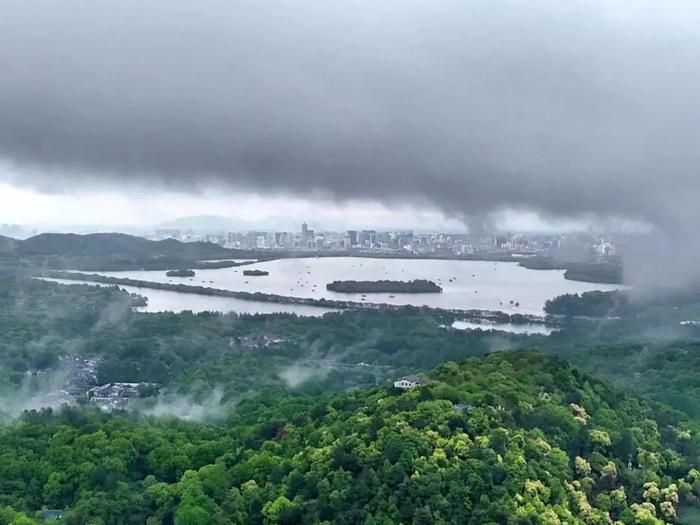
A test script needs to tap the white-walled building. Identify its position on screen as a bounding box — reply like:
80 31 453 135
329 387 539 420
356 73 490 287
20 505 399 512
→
393 375 423 389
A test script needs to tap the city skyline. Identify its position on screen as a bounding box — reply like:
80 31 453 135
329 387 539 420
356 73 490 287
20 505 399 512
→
142 223 618 262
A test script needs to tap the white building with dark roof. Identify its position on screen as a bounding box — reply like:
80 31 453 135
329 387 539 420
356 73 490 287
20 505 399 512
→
393 375 423 389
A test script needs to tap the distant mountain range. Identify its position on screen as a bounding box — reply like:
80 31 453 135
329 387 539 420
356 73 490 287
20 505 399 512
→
156 215 279 232
0 232 234 258
154 214 439 233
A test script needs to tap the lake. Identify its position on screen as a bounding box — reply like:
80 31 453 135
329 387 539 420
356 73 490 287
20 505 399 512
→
93 257 620 315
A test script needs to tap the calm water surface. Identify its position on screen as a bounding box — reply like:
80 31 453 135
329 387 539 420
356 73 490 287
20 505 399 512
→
95 257 621 315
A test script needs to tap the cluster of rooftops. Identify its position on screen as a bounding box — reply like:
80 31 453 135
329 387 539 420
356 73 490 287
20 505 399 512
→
87 382 142 409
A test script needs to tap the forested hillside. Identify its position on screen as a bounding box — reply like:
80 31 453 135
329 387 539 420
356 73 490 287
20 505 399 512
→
0 352 698 523
18 233 231 258
0 232 263 272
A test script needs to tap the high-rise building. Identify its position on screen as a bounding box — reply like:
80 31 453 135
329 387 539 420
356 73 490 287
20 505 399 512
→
359 230 376 247
301 222 309 245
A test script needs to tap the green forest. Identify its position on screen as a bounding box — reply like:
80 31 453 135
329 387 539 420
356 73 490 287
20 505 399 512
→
1 352 699 524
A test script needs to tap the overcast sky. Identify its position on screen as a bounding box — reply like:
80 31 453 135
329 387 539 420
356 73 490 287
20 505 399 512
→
0 174 473 231
0 174 597 233
0 0 699 240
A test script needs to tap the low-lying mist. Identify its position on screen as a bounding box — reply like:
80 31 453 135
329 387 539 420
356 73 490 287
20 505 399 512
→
134 388 231 421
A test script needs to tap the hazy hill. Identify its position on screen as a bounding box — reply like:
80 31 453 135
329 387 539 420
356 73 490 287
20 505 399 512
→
156 214 255 231
0 234 18 255
18 232 233 258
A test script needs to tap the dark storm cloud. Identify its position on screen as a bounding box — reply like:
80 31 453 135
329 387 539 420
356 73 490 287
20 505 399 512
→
1 0 700 252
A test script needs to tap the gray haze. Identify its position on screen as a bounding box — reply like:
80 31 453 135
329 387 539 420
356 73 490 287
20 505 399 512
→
1 0 699 284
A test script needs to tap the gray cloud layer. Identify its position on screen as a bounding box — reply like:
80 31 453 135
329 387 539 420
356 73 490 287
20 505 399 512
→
1 0 699 238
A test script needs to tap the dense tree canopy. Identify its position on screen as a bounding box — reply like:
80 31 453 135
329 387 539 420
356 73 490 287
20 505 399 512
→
0 352 698 523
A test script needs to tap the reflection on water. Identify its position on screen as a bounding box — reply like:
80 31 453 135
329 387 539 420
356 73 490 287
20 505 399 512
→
39 278 337 317
451 320 555 335
96 257 620 315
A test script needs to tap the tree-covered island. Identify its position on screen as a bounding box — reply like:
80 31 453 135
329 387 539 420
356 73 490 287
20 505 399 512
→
242 269 269 276
166 269 196 277
326 279 443 293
